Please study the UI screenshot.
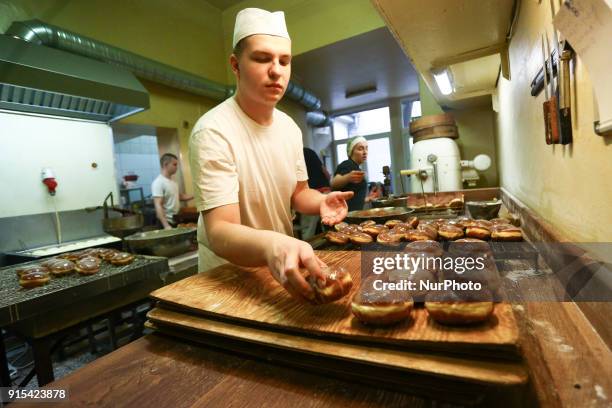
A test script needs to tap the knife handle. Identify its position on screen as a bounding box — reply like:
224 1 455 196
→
559 107 573 145
549 96 561 144
543 101 552 145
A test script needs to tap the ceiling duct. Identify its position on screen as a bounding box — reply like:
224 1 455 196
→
0 34 148 122
4 19 330 126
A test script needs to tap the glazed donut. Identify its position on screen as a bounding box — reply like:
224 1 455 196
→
351 276 413 325
433 218 450 228
490 218 513 226
446 219 466 229
416 224 438 240
406 216 419 229
362 224 388 237
359 220 376 227
448 198 464 209
475 219 493 229
349 232 374 245
334 222 349 232
325 231 350 245
425 290 494 325
58 252 81 262
404 240 444 258
15 265 49 278
389 267 437 302
376 231 403 245
390 223 411 236
75 256 101 275
308 266 353 304
337 223 362 234
384 219 403 228
447 238 491 256
438 225 464 240
465 225 491 240
491 225 523 241
19 271 51 288
110 252 136 266
46 259 76 277
99 248 120 261
406 229 434 242
80 248 103 259
461 219 479 228
440 243 499 294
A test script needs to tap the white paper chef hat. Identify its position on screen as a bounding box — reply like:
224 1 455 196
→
232 8 290 48
347 136 367 156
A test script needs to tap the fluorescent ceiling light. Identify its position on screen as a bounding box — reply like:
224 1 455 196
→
410 100 422 118
345 85 377 99
433 70 453 95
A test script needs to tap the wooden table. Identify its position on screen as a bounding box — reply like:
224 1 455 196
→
12 333 453 408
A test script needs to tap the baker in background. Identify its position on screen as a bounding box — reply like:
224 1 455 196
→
152 153 193 229
300 147 331 240
189 8 352 302
331 136 368 211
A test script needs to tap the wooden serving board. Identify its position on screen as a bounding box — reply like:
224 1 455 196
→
149 251 521 358
147 307 527 387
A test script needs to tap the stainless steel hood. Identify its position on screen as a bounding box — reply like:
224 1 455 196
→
0 34 149 122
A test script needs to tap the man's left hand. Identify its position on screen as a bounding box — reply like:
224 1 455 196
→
320 191 353 225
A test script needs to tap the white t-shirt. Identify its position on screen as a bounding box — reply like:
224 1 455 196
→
189 96 307 272
151 175 180 223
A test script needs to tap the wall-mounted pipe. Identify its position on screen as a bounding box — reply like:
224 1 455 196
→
4 19 330 126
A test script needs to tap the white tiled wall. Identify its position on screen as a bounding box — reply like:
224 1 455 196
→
113 134 160 198
0 111 118 217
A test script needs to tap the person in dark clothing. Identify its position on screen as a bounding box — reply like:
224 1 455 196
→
300 148 332 239
331 136 368 212
303 148 331 192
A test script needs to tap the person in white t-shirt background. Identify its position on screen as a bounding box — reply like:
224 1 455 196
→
189 8 352 302
152 153 193 229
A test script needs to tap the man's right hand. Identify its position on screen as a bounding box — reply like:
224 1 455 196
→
347 170 365 183
264 234 327 302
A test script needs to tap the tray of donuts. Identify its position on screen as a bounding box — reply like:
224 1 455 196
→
353 239 503 328
12 248 137 290
323 216 523 250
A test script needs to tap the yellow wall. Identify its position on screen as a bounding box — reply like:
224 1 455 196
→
496 0 612 241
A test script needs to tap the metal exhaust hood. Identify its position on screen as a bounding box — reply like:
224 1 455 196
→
0 34 149 122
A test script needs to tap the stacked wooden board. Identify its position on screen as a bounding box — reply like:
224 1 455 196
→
147 251 528 405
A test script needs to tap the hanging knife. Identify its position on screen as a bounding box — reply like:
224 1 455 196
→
545 32 560 144
541 34 552 145
550 0 572 144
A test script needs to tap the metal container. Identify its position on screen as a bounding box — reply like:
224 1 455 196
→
124 227 196 258
103 213 144 238
466 200 502 220
371 196 409 208
345 207 415 224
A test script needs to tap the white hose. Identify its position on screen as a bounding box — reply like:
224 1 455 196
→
52 195 62 245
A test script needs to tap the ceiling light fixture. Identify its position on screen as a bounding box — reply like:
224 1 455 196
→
432 69 453 95
345 85 378 99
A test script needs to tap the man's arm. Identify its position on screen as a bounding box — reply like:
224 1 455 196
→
331 171 365 190
292 181 353 225
203 204 325 302
153 197 172 229
291 181 325 215
179 192 194 201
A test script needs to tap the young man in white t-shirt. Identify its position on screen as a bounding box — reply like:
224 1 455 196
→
189 8 352 302
152 153 193 229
